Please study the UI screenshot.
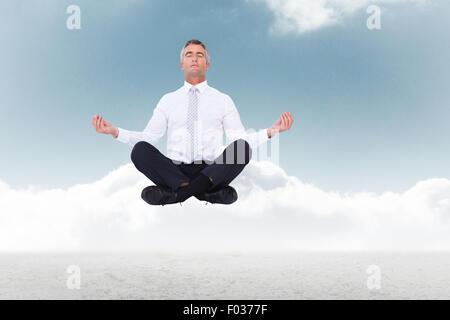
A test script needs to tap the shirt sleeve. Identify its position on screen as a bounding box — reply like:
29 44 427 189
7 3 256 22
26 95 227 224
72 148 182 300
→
222 95 269 150
114 96 168 147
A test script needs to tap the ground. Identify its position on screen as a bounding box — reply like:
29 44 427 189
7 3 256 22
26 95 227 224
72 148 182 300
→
1 252 449 299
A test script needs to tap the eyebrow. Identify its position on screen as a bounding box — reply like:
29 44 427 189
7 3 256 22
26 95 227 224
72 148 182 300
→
184 51 204 56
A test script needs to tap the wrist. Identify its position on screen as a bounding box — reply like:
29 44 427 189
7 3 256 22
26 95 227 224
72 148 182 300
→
268 127 278 139
112 127 119 138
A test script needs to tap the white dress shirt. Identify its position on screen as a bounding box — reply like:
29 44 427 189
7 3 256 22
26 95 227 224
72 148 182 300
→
115 80 269 163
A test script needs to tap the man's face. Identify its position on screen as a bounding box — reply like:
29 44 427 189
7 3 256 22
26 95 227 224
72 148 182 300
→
180 44 210 77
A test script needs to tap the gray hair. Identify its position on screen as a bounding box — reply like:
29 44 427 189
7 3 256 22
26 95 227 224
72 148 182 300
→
180 39 210 64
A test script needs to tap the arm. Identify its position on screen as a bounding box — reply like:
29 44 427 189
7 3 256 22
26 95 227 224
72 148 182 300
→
222 95 294 150
92 98 168 147
115 105 167 147
222 95 270 150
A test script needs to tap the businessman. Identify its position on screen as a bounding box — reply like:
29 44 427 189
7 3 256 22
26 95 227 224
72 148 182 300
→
92 39 293 205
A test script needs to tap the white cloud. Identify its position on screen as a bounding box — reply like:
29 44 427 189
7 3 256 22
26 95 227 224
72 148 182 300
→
252 0 428 34
0 160 449 252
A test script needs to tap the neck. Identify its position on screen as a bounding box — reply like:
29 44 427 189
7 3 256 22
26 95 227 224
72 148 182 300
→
185 75 206 86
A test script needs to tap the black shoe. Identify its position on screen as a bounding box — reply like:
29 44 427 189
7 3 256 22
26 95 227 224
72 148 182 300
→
141 186 179 206
196 186 238 205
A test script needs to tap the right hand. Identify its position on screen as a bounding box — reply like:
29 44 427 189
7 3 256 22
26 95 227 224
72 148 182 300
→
92 114 118 137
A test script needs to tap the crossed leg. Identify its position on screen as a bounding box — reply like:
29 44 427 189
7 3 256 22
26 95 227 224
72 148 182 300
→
130 139 252 198
201 139 252 192
130 141 190 193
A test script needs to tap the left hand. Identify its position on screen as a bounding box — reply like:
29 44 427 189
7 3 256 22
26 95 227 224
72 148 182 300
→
268 111 294 138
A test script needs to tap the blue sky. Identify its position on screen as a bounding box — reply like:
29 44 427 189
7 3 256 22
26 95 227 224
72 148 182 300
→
1 0 449 194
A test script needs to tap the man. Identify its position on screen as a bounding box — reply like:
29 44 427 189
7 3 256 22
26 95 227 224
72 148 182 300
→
92 39 294 205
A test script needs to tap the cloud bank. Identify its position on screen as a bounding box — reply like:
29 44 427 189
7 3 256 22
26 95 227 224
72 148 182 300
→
1 160 449 252
253 0 428 34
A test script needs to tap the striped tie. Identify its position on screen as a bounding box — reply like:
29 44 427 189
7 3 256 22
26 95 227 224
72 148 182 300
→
187 86 199 163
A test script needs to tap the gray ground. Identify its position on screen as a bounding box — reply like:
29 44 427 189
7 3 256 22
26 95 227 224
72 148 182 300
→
1 252 449 299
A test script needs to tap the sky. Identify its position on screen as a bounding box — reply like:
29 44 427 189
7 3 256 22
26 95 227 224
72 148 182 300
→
0 0 449 251
1 0 450 193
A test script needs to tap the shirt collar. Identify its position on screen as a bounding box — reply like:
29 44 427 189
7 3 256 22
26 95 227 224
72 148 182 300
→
183 80 208 94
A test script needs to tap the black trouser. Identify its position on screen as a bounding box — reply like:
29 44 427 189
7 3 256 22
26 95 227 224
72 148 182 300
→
130 139 252 193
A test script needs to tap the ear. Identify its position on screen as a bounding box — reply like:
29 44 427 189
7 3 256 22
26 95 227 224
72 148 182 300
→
205 62 210 71
180 61 184 71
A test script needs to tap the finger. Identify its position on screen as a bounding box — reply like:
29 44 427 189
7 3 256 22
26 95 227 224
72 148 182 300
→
286 114 293 127
284 112 291 124
96 115 100 130
94 115 100 128
281 114 287 129
285 113 291 128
